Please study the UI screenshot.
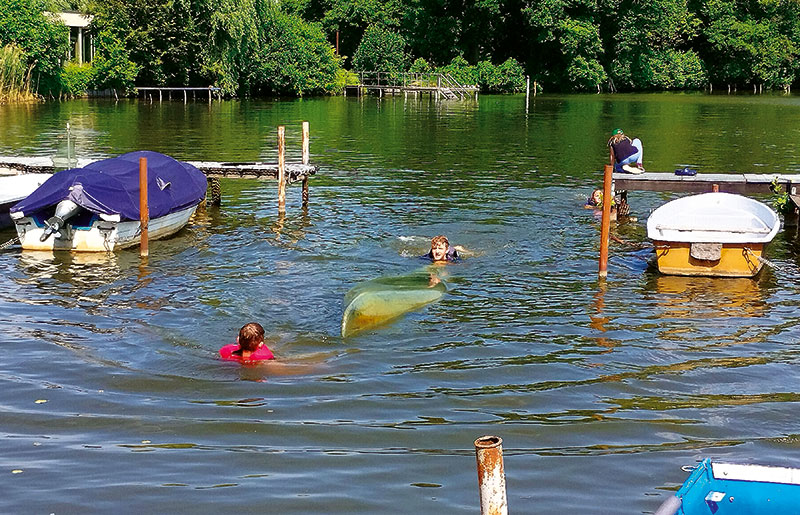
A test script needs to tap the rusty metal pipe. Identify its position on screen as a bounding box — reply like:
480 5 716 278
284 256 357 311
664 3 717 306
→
475 435 508 515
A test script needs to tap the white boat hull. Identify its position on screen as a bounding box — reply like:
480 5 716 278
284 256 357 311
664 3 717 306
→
14 205 198 252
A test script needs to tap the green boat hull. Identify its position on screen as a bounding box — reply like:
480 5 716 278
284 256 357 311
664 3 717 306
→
341 271 446 337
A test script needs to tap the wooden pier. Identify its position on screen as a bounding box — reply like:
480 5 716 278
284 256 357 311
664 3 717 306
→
613 171 800 196
136 86 223 103
0 122 316 210
346 72 479 100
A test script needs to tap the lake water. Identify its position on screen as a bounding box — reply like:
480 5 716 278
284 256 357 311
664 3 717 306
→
2 93 800 513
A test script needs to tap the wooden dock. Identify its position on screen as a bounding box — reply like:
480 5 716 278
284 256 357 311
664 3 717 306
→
0 122 316 211
613 172 800 195
346 71 479 100
137 86 223 102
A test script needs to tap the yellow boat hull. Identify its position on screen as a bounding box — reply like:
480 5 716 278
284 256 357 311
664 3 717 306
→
653 241 766 277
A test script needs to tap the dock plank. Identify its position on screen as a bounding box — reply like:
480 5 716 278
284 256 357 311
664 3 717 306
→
613 172 800 195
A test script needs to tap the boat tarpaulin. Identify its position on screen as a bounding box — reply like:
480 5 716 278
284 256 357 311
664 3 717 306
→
11 151 207 221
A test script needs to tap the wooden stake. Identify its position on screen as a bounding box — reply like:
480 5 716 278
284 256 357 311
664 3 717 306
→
302 121 310 207
139 157 149 257
278 125 286 213
599 164 613 278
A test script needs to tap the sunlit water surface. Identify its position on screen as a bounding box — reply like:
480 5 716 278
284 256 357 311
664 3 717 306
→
2 93 800 513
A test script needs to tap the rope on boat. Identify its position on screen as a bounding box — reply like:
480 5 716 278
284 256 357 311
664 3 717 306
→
0 236 19 250
744 247 779 270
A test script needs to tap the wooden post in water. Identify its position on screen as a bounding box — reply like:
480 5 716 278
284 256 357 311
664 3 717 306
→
475 436 507 515
139 157 149 258
277 125 286 214
525 75 530 112
302 121 310 207
599 163 613 278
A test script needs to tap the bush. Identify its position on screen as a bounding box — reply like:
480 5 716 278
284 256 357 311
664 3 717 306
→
352 24 406 73
439 56 526 93
90 29 140 93
60 62 93 96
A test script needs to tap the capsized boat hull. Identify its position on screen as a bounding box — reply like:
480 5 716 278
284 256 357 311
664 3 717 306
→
655 458 800 515
647 193 779 278
14 204 198 252
653 241 766 277
341 271 446 337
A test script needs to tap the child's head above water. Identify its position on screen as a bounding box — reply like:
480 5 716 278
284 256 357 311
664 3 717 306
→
430 235 450 262
238 322 265 352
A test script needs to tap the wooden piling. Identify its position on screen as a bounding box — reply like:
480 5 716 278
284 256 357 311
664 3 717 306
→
475 436 507 515
599 163 613 278
277 125 286 213
139 157 149 257
302 121 310 207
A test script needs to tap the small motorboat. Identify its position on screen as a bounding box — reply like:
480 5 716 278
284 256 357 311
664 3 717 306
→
654 458 800 515
647 192 780 277
0 174 50 228
10 151 207 252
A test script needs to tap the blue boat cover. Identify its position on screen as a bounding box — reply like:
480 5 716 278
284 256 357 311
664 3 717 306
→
11 151 207 221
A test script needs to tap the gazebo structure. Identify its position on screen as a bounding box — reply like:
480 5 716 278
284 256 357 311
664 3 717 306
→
56 12 93 64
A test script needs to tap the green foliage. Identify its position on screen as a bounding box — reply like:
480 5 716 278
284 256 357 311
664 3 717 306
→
249 6 343 96
90 30 140 93
440 56 525 93
0 44 36 102
409 57 432 74
352 24 406 73
0 0 68 95
60 62 92 96
770 177 795 216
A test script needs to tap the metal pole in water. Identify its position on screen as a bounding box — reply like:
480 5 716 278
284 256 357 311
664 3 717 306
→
139 157 149 257
598 163 613 278
302 121 310 207
475 435 508 515
277 125 286 214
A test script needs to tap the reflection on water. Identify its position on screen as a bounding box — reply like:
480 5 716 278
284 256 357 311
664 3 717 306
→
4 95 800 513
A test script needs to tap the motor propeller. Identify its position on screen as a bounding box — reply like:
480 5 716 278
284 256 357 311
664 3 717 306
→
40 200 80 242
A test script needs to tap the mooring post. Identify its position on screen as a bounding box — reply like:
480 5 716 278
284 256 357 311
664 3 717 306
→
525 75 530 112
599 163 613 278
302 121 310 207
474 435 508 515
139 157 149 258
277 125 286 214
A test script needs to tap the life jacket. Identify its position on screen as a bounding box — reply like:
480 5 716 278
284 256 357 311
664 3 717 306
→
219 343 274 362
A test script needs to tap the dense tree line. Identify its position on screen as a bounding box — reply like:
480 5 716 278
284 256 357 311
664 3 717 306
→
2 0 800 97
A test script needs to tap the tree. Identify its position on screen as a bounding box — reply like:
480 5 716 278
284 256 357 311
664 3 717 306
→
0 0 68 94
352 24 406 72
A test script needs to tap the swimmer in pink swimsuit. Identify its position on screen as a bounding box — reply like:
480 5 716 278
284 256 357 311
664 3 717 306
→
220 322 274 362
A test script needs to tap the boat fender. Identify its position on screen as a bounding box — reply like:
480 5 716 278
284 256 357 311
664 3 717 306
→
653 495 681 515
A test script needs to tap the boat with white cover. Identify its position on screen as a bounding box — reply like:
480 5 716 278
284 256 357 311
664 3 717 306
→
0 174 50 228
10 151 207 252
646 192 779 277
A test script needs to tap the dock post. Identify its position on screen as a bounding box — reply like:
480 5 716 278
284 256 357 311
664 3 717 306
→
184 90 187 104
525 75 530 113
474 436 507 515
599 163 613 278
139 157 149 258
278 125 286 214
159 89 162 102
302 121 310 207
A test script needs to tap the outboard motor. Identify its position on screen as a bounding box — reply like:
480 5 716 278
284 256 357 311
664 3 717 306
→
40 199 81 242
